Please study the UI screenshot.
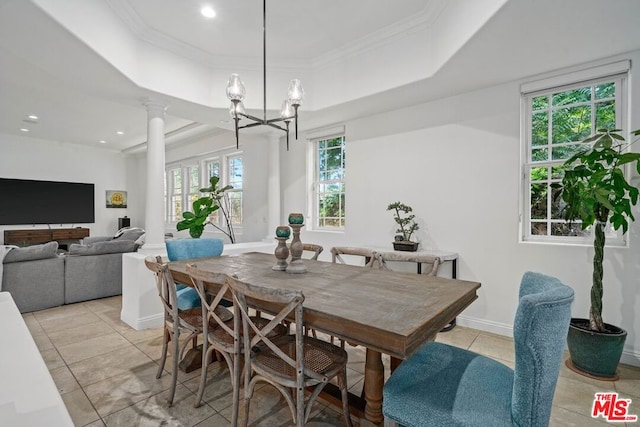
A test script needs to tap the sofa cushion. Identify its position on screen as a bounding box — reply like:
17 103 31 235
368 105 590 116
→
113 227 145 242
3 241 59 263
68 240 136 256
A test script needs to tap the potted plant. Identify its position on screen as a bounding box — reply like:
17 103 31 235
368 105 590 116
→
176 176 236 243
553 128 640 379
387 201 420 252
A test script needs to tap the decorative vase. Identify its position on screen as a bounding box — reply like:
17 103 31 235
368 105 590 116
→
286 217 307 274
272 226 290 271
566 318 627 380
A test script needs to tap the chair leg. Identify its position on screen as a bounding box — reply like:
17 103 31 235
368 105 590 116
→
194 340 212 408
156 328 169 379
167 330 180 406
339 367 353 427
231 351 241 427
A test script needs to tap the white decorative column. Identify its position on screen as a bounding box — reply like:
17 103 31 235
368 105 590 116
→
141 101 167 252
265 133 282 240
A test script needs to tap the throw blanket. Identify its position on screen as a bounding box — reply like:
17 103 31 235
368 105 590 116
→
0 245 18 291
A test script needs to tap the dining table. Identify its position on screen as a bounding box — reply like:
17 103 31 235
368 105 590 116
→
168 251 481 424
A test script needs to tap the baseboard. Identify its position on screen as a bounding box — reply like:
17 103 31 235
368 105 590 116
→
456 315 640 368
121 310 163 330
455 315 514 338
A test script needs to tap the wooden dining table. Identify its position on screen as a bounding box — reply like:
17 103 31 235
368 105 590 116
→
168 252 481 424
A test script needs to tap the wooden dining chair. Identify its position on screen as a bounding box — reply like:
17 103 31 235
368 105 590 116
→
376 252 441 276
227 275 353 427
288 243 323 260
383 271 574 427
330 246 381 267
186 264 288 417
144 256 204 406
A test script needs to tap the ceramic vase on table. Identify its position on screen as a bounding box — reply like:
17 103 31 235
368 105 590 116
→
286 213 307 274
272 226 290 271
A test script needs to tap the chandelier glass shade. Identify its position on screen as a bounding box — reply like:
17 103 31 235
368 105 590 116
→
226 0 304 150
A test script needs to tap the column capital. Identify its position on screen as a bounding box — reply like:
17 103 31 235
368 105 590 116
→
144 100 167 118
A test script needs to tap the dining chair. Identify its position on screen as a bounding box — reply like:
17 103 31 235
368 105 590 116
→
227 275 353 427
186 264 288 416
330 246 380 267
165 238 224 310
144 255 206 406
383 271 574 427
288 243 323 260
376 252 441 276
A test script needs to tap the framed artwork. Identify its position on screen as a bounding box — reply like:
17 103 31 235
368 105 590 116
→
106 190 127 208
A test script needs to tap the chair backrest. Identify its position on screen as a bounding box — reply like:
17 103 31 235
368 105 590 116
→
302 243 323 260
165 238 224 261
376 252 441 276
330 246 380 268
227 276 324 382
186 264 234 344
511 271 574 427
144 255 179 323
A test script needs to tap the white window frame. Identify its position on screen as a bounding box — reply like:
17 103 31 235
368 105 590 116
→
520 63 629 245
166 150 243 232
307 132 346 231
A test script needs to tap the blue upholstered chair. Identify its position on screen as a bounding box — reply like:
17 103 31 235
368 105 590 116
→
165 238 224 310
383 271 574 427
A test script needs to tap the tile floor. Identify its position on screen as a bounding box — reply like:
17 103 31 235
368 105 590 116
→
23 296 640 426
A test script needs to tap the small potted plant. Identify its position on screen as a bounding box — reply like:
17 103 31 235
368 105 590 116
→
553 128 640 379
176 176 236 242
387 201 420 251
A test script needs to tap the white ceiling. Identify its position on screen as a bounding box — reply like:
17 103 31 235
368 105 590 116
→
0 0 639 153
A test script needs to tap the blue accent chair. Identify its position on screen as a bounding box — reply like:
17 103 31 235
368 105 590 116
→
383 271 574 427
165 238 224 310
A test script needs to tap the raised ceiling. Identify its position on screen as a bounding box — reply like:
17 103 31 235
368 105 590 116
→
0 0 639 152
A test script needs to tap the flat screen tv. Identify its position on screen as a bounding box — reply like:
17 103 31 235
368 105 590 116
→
0 178 95 225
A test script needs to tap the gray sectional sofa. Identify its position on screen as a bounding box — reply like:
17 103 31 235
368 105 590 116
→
1 228 144 313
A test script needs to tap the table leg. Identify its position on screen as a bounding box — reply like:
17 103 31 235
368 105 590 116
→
364 348 384 424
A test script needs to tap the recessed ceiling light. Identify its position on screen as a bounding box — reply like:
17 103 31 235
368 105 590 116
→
99 140 107 144
28 115 38 120
201 5 216 18
116 131 124 135
20 128 29 132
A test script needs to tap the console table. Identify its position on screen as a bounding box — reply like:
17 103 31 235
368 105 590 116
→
4 228 89 246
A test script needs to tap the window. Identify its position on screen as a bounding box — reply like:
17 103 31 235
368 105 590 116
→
166 152 243 230
522 73 627 243
312 135 346 229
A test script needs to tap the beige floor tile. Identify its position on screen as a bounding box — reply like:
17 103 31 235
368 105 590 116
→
95 309 133 332
83 363 173 417
194 413 231 426
34 303 92 323
60 389 101 426
615 363 640 400
50 366 81 395
118 326 164 344
40 311 104 334
102 384 216 427
84 420 107 427
57 332 133 365
22 312 45 335
468 333 515 363
435 326 479 350
69 345 156 388
307 404 354 426
182 363 234 412
40 348 66 371
31 331 55 351
553 375 616 416
550 405 609 426
47 321 116 348
83 297 123 314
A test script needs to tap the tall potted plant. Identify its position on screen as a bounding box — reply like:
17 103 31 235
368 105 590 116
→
176 176 236 242
553 128 640 379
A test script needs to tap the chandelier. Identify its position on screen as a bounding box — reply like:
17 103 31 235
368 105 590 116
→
226 0 304 150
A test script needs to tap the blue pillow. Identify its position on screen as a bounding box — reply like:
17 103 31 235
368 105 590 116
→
176 287 201 310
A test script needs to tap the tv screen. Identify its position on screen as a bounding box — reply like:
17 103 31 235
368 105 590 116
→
0 178 95 225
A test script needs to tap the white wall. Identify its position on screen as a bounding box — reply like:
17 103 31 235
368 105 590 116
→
281 50 640 366
0 134 135 241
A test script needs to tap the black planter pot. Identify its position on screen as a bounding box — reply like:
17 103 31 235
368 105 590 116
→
566 318 627 380
392 241 419 252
